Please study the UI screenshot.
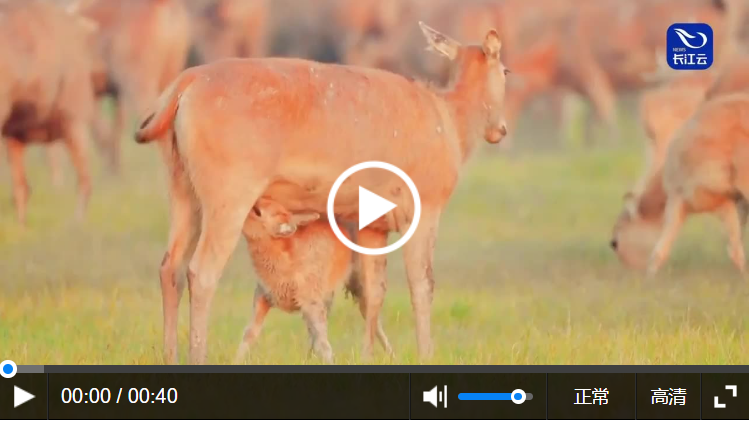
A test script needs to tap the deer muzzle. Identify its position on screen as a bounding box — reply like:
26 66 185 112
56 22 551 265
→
485 123 508 144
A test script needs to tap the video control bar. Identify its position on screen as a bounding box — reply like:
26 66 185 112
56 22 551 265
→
2 372 748 420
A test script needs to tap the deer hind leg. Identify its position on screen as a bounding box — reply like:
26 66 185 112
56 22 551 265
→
106 97 129 175
62 121 93 222
159 165 200 364
5 137 29 226
185 167 267 364
235 286 272 364
46 143 64 189
301 299 333 364
186 201 257 364
345 256 393 357
647 197 687 277
575 56 618 145
92 99 113 160
357 228 392 358
403 209 441 360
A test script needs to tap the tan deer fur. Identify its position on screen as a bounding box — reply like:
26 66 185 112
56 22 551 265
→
234 198 393 364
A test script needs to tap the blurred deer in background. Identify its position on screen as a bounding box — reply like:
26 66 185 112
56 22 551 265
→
0 0 99 226
81 0 191 174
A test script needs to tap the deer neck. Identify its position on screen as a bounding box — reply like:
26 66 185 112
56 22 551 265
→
439 61 489 163
637 167 668 222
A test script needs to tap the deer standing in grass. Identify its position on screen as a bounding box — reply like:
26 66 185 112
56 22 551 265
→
81 0 191 174
0 0 98 226
234 198 393 364
136 22 508 364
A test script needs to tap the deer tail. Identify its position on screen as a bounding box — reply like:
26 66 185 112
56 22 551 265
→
134 72 197 144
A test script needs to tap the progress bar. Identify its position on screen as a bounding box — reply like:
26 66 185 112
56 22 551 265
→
458 389 533 404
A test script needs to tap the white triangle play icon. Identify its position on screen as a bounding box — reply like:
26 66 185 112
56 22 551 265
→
359 186 397 230
14 386 34 408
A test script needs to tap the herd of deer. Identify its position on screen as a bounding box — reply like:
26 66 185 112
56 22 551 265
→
3 0 749 364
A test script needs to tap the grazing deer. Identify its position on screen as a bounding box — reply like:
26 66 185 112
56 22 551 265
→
234 198 393 364
612 52 749 271
612 93 749 275
136 22 508 364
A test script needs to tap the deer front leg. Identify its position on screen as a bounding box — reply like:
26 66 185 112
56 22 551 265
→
403 209 440 359
647 197 687 277
718 200 747 273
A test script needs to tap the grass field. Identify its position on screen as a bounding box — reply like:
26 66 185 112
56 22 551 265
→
2 111 749 365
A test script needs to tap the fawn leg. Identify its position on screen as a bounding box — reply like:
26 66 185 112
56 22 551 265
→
235 287 272 363
301 300 333 364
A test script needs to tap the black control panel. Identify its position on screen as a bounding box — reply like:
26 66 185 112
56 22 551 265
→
1 371 748 419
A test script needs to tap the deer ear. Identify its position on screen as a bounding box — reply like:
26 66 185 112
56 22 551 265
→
419 21 460 60
483 29 502 60
291 212 320 227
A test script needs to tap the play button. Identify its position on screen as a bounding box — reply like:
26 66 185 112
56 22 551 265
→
14 386 35 408
328 161 421 256
358 186 397 230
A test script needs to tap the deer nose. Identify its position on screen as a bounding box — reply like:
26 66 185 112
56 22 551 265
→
610 239 618 250
485 124 507 144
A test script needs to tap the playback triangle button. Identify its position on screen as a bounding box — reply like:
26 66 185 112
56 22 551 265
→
358 186 397 230
14 386 35 408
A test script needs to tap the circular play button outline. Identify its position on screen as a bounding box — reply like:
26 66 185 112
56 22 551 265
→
327 161 421 256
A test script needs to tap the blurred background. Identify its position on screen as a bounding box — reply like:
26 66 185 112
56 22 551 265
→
2 0 749 364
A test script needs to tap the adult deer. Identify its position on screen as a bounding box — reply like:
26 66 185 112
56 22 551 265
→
136 22 508 364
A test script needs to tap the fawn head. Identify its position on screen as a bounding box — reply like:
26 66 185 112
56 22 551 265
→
248 199 320 239
419 21 509 144
610 191 663 270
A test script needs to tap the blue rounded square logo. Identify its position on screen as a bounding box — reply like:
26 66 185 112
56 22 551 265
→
666 23 713 70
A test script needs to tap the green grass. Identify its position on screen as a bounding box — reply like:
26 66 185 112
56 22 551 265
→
1 120 749 365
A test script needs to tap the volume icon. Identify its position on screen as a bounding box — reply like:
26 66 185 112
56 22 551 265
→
423 385 448 408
